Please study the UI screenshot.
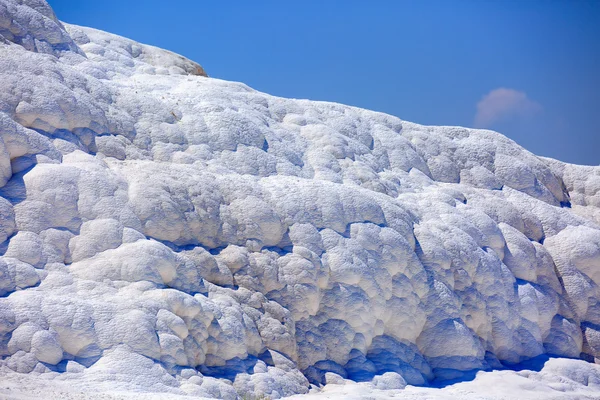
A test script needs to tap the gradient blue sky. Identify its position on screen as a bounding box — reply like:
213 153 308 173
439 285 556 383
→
48 0 599 165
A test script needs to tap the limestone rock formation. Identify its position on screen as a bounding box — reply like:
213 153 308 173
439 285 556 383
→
1 1 600 399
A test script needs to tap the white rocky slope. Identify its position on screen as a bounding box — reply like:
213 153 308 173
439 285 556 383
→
1 1 600 399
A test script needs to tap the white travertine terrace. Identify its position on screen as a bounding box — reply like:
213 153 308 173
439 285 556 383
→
1 1 600 399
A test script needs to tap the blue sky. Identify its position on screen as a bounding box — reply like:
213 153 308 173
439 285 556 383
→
48 0 599 165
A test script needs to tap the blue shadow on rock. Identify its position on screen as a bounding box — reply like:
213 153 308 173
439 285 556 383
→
0 164 36 205
199 356 259 381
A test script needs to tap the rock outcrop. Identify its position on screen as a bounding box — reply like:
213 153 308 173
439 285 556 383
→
1 1 599 398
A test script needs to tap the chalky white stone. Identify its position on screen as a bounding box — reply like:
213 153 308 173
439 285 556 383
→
1 1 599 399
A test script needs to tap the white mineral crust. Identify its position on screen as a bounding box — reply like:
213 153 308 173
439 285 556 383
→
1 1 600 399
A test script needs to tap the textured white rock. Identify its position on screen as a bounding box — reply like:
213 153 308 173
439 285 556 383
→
1 1 600 399
30 329 62 364
372 371 407 390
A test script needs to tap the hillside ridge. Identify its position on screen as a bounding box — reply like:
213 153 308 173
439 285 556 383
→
1 1 600 399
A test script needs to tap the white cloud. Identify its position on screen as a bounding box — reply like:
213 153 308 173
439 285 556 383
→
474 88 542 128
